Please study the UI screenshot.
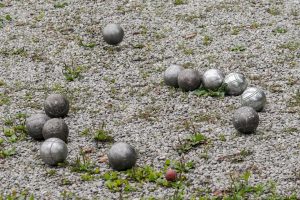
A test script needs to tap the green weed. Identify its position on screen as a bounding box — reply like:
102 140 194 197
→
71 149 100 174
0 147 16 158
0 190 34 200
102 171 135 192
203 35 213 46
176 133 208 154
94 123 114 142
80 128 90 136
194 84 227 98
54 2 68 8
2 113 27 143
78 40 96 48
174 0 186 5
0 93 10 106
278 41 300 51
272 27 287 34
230 45 246 52
63 64 84 82
288 90 300 107
266 7 280 15
81 173 95 181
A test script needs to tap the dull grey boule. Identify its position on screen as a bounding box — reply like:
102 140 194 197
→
232 106 259 134
42 118 69 142
44 94 69 118
26 114 50 140
108 142 137 171
164 64 184 88
178 69 201 91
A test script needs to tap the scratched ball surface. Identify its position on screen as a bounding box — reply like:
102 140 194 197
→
108 142 137 171
241 87 266 112
232 106 259 134
202 69 224 90
224 73 248 96
164 64 184 88
42 118 69 142
26 114 50 140
40 138 68 166
103 24 124 45
44 94 69 118
178 69 201 91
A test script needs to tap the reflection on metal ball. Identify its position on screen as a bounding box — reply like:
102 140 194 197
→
164 64 184 88
103 24 124 45
108 142 137 171
241 87 266 112
40 138 68 166
224 73 248 96
202 69 224 90
232 106 259 134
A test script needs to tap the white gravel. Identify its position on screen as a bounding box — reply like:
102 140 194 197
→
0 0 299 199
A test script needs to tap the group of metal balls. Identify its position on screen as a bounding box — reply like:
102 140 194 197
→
23 23 265 181
25 94 70 165
26 93 137 170
164 64 267 134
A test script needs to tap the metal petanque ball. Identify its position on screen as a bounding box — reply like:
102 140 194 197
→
224 72 248 96
202 69 224 90
42 118 69 142
108 142 137 171
40 138 68 166
177 69 201 91
26 114 50 140
103 23 124 45
241 87 266 112
164 64 184 88
44 94 69 118
232 106 259 134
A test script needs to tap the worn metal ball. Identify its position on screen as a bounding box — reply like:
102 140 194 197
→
103 24 124 45
202 69 224 90
178 69 201 91
164 64 184 88
40 138 68 166
108 142 137 171
241 87 266 112
26 114 50 140
42 118 69 142
232 106 259 134
224 73 248 96
44 94 69 118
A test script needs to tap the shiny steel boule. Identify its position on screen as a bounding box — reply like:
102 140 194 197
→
103 24 124 45
178 69 201 91
44 94 69 118
108 142 137 171
26 114 50 140
40 138 68 166
241 87 266 112
42 118 69 142
202 69 224 90
232 106 259 134
164 64 184 88
224 73 248 96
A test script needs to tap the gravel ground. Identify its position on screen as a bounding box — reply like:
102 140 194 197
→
0 0 299 199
